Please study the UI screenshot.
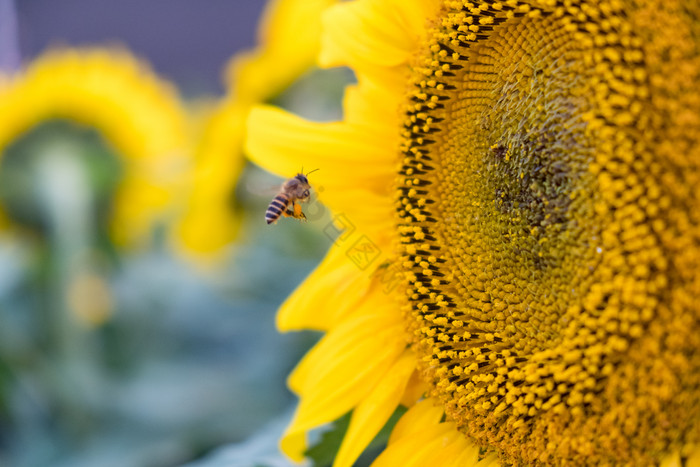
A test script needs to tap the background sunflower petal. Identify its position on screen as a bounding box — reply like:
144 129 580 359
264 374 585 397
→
0 48 188 246
175 0 337 257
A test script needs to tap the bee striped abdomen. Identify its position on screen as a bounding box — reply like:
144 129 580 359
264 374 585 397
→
266 193 290 224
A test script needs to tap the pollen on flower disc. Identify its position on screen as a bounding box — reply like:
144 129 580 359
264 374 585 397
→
396 1 700 464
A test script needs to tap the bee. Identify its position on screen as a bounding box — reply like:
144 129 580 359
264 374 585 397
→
265 169 318 224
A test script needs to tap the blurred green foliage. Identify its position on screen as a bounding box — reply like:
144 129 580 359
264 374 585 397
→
0 61 359 467
0 122 328 467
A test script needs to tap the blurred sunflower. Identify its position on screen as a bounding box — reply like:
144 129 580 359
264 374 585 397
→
0 47 188 246
246 0 700 465
175 0 336 257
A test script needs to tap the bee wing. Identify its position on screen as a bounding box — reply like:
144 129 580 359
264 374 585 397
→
242 180 283 198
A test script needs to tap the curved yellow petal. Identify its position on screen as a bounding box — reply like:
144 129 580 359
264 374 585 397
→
375 417 496 467
277 240 395 331
433 434 483 467
287 311 404 394
334 351 416 467
318 0 443 94
280 430 308 463
319 0 441 78
285 297 402 391
245 106 396 193
687 445 700 467
174 99 245 256
371 421 456 467
660 451 682 467
276 244 355 331
398 369 429 407
436 430 500 467
320 0 416 69
343 83 401 137
387 398 444 445
227 0 336 102
317 187 394 241
281 313 406 461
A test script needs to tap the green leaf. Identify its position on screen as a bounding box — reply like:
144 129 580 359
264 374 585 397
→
304 412 351 467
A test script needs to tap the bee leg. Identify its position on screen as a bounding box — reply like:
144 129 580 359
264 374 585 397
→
281 207 304 220
291 203 307 222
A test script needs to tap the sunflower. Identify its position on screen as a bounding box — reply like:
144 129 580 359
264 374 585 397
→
246 0 700 465
175 0 336 257
0 48 188 246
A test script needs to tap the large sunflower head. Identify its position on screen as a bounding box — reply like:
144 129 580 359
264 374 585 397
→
247 0 700 465
399 0 700 463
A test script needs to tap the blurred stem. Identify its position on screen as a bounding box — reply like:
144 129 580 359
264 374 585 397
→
36 148 100 430
0 0 20 72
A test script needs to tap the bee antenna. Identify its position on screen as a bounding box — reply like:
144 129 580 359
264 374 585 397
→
305 168 320 176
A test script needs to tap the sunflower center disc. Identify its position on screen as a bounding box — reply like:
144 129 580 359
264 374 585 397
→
396 1 700 464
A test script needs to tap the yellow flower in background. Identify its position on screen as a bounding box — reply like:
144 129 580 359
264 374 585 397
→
175 0 336 257
0 48 189 246
247 0 700 465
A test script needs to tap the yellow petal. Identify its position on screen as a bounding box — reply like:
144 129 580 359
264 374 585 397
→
277 245 360 331
660 451 682 467
277 213 400 331
687 445 700 467
174 100 246 257
228 0 336 101
277 238 395 332
282 313 405 461
320 0 415 69
398 369 429 407
333 351 416 467
433 434 482 467
375 417 495 467
438 430 500 467
379 401 500 467
343 83 401 137
377 399 494 467
319 186 395 240
388 398 444 445
286 296 402 393
371 421 456 467
280 430 308 463
288 310 403 395
319 0 441 71
246 106 395 192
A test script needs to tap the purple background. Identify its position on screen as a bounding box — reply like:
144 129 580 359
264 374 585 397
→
14 0 266 95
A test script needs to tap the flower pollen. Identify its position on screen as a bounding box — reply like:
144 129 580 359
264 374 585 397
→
397 0 700 464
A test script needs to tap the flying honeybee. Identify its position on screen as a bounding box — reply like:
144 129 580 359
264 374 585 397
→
265 169 318 224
